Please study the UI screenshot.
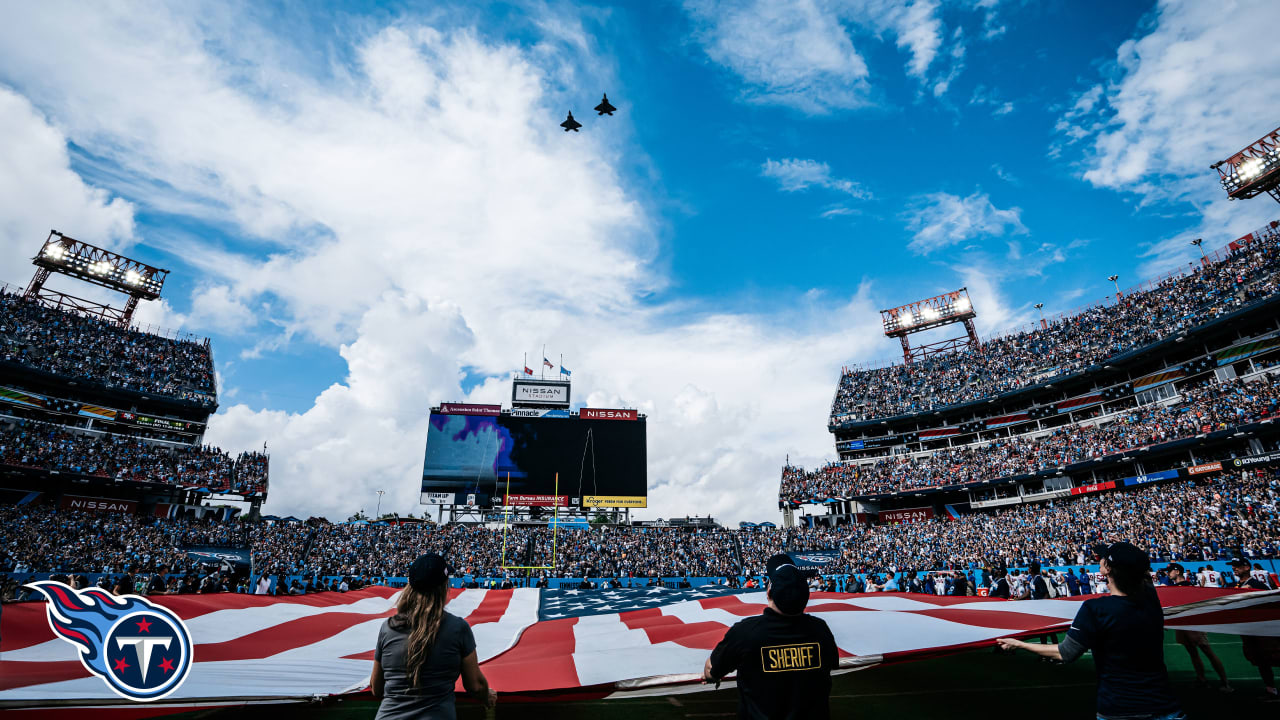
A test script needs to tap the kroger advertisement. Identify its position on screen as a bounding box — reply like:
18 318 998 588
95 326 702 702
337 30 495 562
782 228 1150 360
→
422 411 647 505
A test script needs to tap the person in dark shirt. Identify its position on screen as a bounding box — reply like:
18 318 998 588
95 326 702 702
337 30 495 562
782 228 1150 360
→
704 553 839 719
1230 556 1279 702
996 542 1183 719
372 553 496 719
1165 563 1232 692
988 568 1011 599
1028 562 1050 600
950 570 969 597
1065 568 1081 596
146 566 169 596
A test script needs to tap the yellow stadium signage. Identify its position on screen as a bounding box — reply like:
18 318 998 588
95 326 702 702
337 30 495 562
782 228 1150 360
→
583 495 647 508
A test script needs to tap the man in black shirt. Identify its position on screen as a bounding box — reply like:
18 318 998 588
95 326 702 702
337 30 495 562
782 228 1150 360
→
704 554 839 719
1230 557 1279 701
988 568 1011 599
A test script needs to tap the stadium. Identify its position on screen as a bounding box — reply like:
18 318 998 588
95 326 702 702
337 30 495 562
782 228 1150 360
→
3 3 1280 719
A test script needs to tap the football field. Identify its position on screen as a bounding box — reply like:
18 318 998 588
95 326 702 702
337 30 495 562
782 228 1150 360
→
203 631 1274 719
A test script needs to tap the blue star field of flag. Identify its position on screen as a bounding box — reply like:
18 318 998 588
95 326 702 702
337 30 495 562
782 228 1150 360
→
537 585 752 620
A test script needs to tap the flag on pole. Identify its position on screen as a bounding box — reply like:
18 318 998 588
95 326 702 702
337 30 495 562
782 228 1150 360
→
560 366 571 377
523 366 533 376
543 357 554 369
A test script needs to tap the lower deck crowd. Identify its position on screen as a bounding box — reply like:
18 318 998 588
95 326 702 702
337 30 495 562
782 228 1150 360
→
2 470 1277 600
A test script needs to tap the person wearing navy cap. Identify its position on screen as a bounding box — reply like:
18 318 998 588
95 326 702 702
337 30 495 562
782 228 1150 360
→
703 553 839 719
1229 556 1279 702
371 553 496 719
997 542 1183 720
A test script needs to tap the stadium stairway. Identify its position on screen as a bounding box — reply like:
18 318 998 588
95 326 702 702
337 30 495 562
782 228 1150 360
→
731 533 746 575
297 527 319 572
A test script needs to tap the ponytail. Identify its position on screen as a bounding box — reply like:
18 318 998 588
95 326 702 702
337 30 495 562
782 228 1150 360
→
389 582 449 688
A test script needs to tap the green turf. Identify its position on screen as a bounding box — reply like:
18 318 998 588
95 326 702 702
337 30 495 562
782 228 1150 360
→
188 632 1276 719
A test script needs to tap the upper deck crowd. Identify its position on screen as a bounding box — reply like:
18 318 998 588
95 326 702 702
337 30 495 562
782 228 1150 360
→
0 289 216 406
831 227 1280 424
784 375 1280 501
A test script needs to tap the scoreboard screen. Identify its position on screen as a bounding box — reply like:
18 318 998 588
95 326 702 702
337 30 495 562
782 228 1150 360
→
421 411 647 507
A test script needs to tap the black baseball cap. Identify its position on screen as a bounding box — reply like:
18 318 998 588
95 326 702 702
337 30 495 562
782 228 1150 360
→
1229 556 1250 568
765 553 809 615
408 553 450 594
1092 541 1150 569
1165 562 1185 574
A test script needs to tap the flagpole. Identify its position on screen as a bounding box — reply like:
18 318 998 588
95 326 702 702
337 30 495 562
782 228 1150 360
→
560 353 563 379
541 344 545 380
523 352 527 377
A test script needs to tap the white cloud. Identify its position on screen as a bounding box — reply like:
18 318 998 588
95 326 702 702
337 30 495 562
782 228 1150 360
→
683 0 870 112
904 191 1027 255
0 86 135 287
1055 0 1280 271
761 158 871 199
0 4 892 524
683 0 959 111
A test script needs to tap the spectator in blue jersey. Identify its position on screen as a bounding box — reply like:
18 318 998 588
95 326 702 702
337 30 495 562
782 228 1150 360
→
997 542 1182 720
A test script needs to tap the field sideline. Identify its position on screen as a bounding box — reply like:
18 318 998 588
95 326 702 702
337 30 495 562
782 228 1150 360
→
188 631 1274 719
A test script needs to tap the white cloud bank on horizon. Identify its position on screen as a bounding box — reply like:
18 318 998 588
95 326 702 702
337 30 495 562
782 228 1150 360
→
0 3 886 524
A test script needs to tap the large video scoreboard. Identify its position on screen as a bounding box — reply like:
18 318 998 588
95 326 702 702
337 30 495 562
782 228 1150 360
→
421 407 647 508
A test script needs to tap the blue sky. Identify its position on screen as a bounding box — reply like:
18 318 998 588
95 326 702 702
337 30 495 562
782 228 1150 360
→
1 0 1278 522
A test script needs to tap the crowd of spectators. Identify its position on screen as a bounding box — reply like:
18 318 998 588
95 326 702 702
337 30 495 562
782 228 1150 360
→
3 471 1275 594
832 228 1280 424
750 471 1279 581
0 418 268 494
785 376 1280 501
0 289 216 406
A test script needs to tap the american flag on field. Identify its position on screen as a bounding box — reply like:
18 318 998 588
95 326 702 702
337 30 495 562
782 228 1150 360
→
2 586 1278 713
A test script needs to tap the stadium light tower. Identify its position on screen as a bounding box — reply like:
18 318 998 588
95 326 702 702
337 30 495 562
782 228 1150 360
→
1212 125 1280 204
1034 302 1045 329
880 288 980 364
1190 238 1207 264
1108 274 1121 300
375 489 385 519
24 230 169 327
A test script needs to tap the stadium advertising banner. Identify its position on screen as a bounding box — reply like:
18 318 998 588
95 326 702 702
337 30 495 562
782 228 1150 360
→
579 408 638 421
879 506 933 524
423 491 455 504
1189 461 1223 475
584 495 647 508
440 403 501 416
1231 451 1280 469
1121 468 1181 487
183 546 252 567
509 407 571 418
1071 480 1117 496
512 380 570 407
421 411 646 505
59 495 137 514
505 494 568 507
792 550 841 567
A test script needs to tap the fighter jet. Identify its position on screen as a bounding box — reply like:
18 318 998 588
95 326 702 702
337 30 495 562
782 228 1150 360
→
560 111 581 132
594 93 617 116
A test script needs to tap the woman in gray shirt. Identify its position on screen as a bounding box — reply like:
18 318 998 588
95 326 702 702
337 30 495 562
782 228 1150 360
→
372 554 496 719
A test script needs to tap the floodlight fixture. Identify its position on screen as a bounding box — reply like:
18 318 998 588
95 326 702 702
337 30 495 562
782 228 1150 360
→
25 230 170 326
1107 274 1121 299
879 287 980 364
1213 125 1280 204
1034 302 1045 329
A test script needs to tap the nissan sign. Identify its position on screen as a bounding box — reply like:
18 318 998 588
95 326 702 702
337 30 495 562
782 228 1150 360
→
579 408 638 421
512 380 570 407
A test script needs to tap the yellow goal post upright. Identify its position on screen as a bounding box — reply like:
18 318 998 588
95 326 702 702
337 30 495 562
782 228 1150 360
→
500 471 558 572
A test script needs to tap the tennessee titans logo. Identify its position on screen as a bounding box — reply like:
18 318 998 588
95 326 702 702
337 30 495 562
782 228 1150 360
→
27 581 194 701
